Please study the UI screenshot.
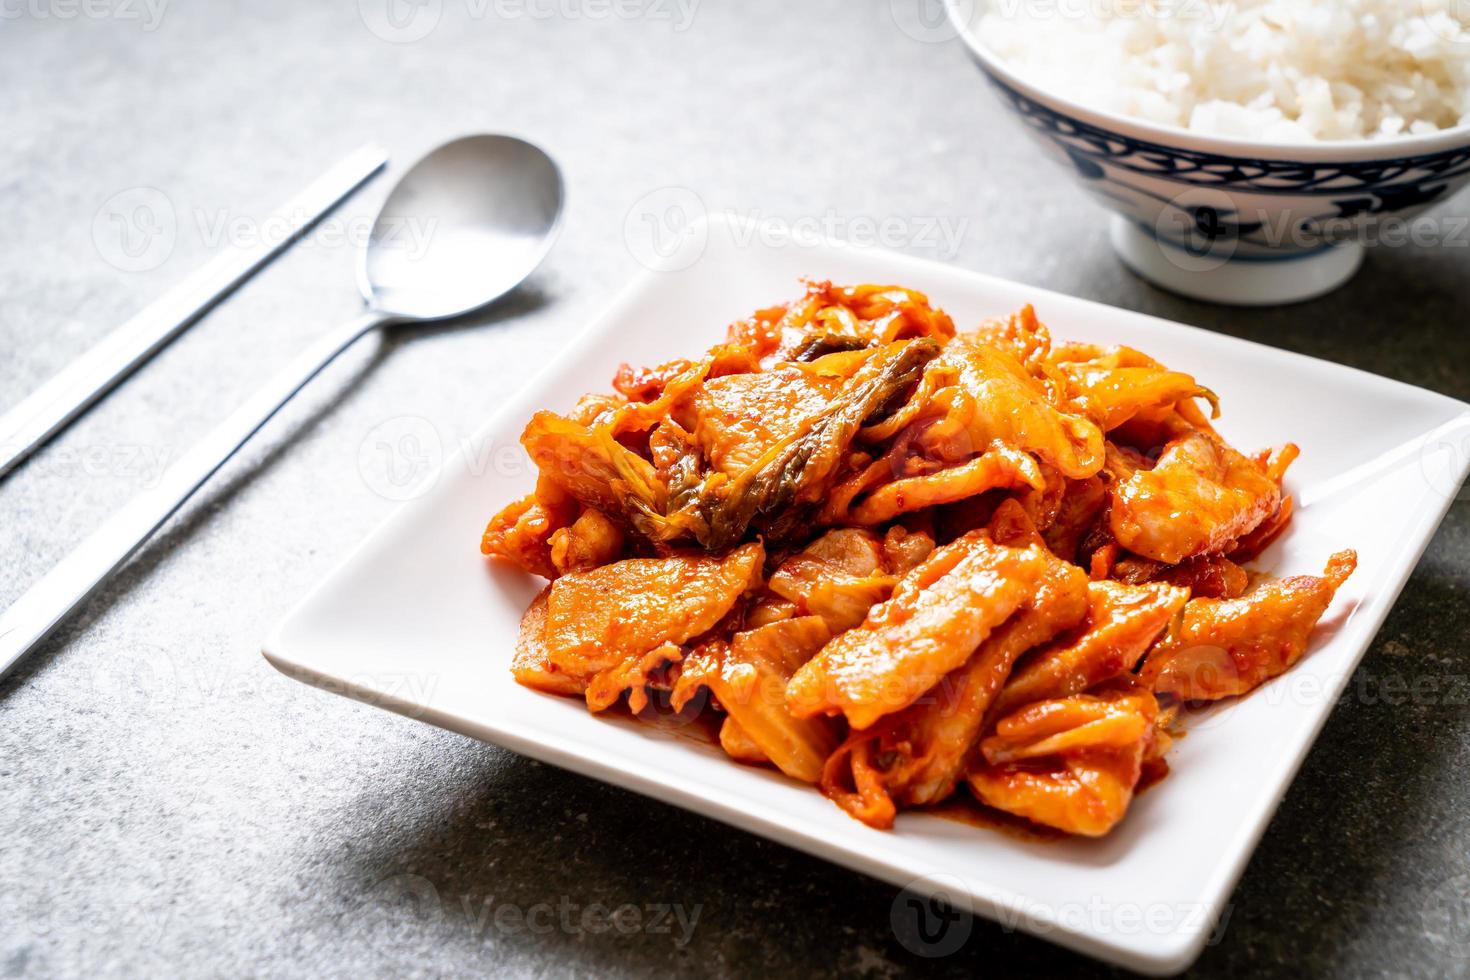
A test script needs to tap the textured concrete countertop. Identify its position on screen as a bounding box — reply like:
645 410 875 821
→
2 2 1468 977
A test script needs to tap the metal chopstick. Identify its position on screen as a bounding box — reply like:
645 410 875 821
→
0 143 388 479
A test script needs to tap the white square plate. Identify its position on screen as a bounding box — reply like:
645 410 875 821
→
264 216 1470 975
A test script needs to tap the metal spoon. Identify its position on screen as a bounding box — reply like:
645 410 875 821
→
0 134 565 678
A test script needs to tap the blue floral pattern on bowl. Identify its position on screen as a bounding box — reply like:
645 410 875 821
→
979 69 1470 260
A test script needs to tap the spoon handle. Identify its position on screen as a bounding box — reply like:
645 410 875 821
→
0 310 391 679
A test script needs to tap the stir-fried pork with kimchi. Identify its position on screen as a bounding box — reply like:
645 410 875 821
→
482 282 1355 837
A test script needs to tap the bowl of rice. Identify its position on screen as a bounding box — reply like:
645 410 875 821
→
946 0 1470 304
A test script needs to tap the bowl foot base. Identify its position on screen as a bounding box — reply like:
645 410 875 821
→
1109 215 1364 306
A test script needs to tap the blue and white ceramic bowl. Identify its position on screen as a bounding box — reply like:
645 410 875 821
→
945 0 1470 305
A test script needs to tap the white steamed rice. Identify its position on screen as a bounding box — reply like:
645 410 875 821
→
976 0 1470 141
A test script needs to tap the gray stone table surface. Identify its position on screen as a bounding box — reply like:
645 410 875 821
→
2 2 1468 977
